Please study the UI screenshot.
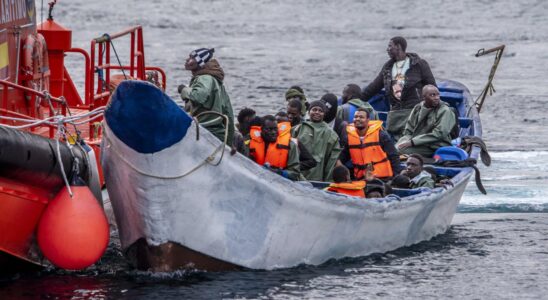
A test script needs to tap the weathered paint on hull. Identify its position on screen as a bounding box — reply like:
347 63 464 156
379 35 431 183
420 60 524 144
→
103 122 472 271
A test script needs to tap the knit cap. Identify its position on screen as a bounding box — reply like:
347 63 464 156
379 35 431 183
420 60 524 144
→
190 48 215 67
285 88 306 101
308 100 327 112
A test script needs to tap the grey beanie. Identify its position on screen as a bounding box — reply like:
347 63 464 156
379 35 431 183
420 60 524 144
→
308 100 327 112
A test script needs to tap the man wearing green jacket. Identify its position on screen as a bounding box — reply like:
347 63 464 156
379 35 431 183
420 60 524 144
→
292 101 341 181
179 48 235 146
401 154 435 188
396 85 456 157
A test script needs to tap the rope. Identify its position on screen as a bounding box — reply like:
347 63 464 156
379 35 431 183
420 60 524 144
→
103 34 128 80
54 120 73 197
102 112 229 179
0 107 105 129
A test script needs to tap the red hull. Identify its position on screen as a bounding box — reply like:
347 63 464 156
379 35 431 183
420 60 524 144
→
1 0 164 272
0 177 54 271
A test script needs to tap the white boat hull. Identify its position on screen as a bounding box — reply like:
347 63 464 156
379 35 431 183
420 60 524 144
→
102 80 476 271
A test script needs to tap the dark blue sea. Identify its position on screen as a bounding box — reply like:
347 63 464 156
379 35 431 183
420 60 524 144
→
2 0 548 298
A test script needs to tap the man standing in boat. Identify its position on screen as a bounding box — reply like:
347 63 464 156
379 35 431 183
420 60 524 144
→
361 36 436 141
179 48 235 146
248 115 301 181
338 108 401 181
396 85 455 157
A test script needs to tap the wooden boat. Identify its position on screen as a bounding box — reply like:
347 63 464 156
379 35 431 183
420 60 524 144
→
0 1 164 273
102 79 483 271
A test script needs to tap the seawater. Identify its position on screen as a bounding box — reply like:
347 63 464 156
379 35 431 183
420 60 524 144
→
1 0 547 298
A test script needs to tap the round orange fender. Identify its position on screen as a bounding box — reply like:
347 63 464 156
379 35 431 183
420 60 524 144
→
37 186 109 270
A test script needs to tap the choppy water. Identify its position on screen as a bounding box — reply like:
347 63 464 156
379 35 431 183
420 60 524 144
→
2 0 548 298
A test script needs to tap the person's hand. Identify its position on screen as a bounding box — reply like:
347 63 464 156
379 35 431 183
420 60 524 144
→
365 169 376 181
177 84 186 94
230 146 237 156
398 140 413 150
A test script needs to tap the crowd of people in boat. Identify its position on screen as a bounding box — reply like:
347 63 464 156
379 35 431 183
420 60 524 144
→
177 36 457 198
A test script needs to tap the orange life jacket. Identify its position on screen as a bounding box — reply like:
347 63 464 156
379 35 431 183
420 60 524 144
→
249 123 291 168
327 181 366 198
346 121 393 179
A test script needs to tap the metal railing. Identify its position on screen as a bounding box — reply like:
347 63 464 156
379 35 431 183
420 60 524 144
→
0 79 65 138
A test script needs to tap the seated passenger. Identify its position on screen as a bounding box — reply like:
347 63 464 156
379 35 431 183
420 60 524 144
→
401 154 435 188
287 99 303 127
237 107 256 138
275 111 317 172
396 85 456 157
292 101 341 181
326 166 365 198
365 180 386 198
285 86 308 117
337 83 378 123
321 93 347 140
338 108 402 181
389 174 411 189
248 115 301 180
234 107 256 155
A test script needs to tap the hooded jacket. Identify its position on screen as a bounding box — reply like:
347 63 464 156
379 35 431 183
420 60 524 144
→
409 170 435 188
291 121 341 181
397 101 456 152
361 53 436 110
181 59 235 146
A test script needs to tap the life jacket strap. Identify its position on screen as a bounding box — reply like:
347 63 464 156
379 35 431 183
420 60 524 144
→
348 141 381 149
354 157 389 169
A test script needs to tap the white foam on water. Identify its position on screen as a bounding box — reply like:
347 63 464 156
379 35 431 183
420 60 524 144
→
461 151 548 209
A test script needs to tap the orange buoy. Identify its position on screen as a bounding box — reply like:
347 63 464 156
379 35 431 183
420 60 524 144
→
37 186 109 270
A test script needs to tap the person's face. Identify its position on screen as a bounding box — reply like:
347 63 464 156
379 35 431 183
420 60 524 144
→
185 55 199 71
287 105 301 125
423 86 441 108
287 96 302 102
309 106 325 122
367 191 383 198
342 86 351 102
353 111 369 130
386 40 401 60
405 157 422 179
262 120 279 143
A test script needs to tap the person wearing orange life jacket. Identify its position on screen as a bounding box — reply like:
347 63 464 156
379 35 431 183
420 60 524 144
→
326 165 366 198
338 108 402 180
275 111 317 172
248 115 301 180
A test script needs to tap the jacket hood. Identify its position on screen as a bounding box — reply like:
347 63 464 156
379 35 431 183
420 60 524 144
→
192 58 225 82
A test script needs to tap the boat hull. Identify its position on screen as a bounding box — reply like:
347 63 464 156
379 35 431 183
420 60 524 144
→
103 81 475 271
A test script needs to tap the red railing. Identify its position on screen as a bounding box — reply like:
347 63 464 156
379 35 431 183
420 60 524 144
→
0 79 66 138
89 26 146 109
1 26 166 142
